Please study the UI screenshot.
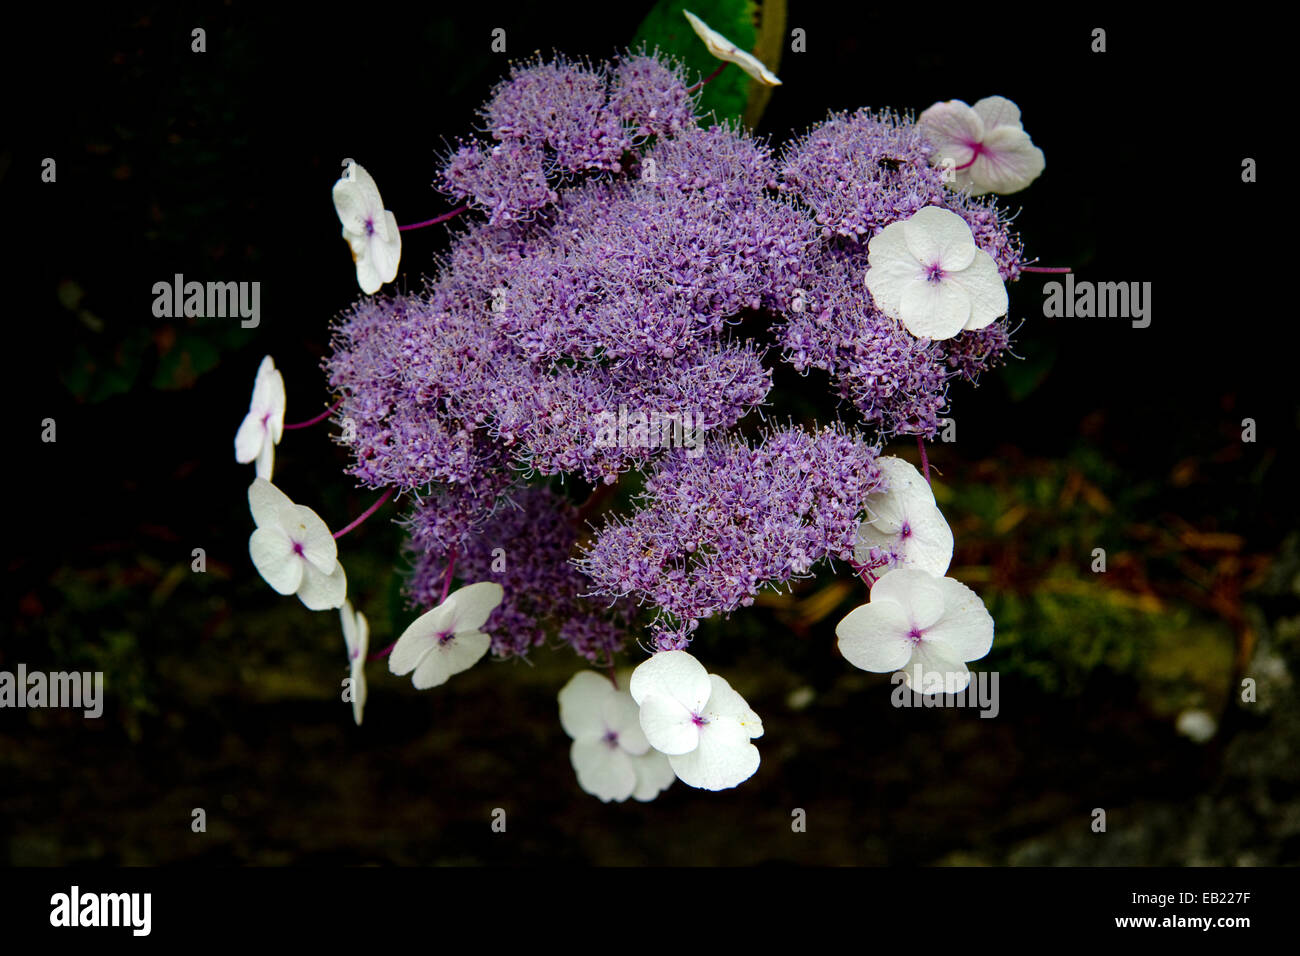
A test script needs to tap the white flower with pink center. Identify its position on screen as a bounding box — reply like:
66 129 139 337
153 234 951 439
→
855 456 953 576
333 159 401 295
630 650 763 791
388 582 503 690
247 478 348 610
865 206 1007 341
918 96 1045 196
558 670 675 803
234 356 285 480
836 567 994 694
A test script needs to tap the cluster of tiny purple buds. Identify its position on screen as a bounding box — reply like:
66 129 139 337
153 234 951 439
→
324 51 1028 660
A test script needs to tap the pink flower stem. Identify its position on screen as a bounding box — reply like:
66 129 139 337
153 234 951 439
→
1021 266 1072 274
398 205 468 231
917 435 931 484
332 488 395 540
368 639 396 662
686 62 727 93
439 546 457 605
283 398 343 430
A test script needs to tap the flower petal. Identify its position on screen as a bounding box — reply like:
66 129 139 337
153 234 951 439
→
972 95 1022 132
630 749 676 801
702 675 763 739
682 10 781 86
871 567 946 630
969 126 1044 196
234 413 267 465
917 99 983 163
558 671 615 740
900 641 971 694
248 478 295 530
637 691 700 755
629 649 711 712
902 206 976 273
298 559 347 610
603 691 650 755
287 504 338 574
864 221 922 319
946 250 1008 331
444 582 505 635
570 738 637 803
923 577 995 664
668 716 760 790
249 527 302 595
411 630 491 690
836 599 914 673
899 276 971 340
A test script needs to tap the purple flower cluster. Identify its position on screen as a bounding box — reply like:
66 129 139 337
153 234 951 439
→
406 486 628 661
577 425 885 648
326 52 1033 656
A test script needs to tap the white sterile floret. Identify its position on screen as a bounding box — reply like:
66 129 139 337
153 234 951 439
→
836 567 994 694
629 650 763 791
559 671 675 803
855 456 954 576
340 600 369 726
683 10 782 86
865 206 1008 341
333 159 401 295
388 582 503 690
917 96 1045 196
248 478 348 610
234 356 285 480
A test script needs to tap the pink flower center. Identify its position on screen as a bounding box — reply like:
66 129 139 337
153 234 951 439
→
602 730 619 749
900 520 913 539
907 626 925 645
691 712 708 727
291 541 305 557
926 263 946 283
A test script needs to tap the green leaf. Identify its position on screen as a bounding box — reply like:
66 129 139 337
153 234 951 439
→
632 0 758 125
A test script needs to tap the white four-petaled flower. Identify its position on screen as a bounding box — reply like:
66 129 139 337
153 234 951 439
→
683 10 782 87
248 478 348 610
333 159 401 295
340 600 369 726
855 456 954 576
836 567 994 694
629 650 763 791
918 96 1045 196
388 582 503 690
865 206 1008 341
558 670 675 803
234 356 285 480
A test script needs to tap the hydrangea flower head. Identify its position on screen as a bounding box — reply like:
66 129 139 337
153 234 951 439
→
865 206 1008 340
836 568 994 693
629 650 763 791
918 96 1045 196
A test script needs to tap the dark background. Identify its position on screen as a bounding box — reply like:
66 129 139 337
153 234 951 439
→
2 1 1295 865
